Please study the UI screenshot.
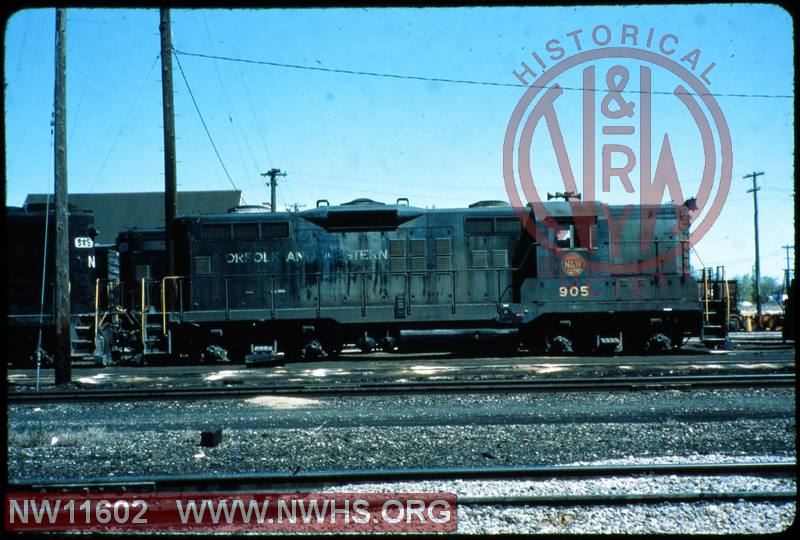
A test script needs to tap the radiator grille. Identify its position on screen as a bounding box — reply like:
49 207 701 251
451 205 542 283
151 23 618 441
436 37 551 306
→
472 250 488 268
192 256 211 275
262 222 290 239
436 256 451 270
200 224 231 241
410 256 427 272
409 238 426 257
491 249 509 268
139 239 166 251
390 257 406 273
434 237 451 256
465 218 493 235
233 223 259 240
495 217 521 234
389 238 406 257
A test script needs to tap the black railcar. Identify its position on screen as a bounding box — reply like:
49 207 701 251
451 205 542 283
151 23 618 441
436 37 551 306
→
5 205 113 366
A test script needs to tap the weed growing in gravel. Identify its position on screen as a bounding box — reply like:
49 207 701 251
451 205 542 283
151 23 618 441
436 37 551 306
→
8 427 51 448
9 427 108 448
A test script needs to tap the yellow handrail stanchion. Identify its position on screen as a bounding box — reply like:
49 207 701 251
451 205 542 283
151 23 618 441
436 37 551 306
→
140 278 146 348
161 276 182 336
724 280 731 330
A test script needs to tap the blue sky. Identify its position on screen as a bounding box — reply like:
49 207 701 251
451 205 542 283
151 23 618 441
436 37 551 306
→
3 5 794 281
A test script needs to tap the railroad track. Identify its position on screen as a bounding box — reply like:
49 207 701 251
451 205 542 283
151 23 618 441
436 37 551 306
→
7 373 795 403
10 462 796 501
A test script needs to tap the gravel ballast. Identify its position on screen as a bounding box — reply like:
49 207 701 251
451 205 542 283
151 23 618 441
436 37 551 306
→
8 388 795 479
7 386 796 534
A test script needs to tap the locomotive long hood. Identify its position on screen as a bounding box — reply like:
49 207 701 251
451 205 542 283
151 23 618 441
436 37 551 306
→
299 205 424 231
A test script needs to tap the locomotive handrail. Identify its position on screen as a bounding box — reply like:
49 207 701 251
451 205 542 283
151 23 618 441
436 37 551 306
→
361 272 367 317
94 278 100 340
177 267 520 315
161 276 182 336
450 270 456 314
703 269 710 322
655 240 660 275
271 276 276 319
178 279 184 322
406 272 411 315
725 279 731 328
224 278 230 321
498 282 514 307
140 278 146 348
681 240 689 277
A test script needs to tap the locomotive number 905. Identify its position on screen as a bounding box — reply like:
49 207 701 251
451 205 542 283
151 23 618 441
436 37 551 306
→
559 285 590 297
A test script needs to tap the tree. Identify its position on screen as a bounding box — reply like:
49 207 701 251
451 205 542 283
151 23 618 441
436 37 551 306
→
733 274 782 304
759 276 782 303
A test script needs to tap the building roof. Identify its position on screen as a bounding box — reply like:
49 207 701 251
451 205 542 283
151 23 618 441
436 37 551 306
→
24 190 242 244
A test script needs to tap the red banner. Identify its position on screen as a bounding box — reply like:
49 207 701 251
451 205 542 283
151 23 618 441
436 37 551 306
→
5 492 457 532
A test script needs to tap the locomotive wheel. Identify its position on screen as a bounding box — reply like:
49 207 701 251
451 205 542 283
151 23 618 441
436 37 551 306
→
356 335 377 353
201 345 229 364
547 335 573 355
644 332 672 354
303 339 328 360
320 337 343 358
379 336 397 353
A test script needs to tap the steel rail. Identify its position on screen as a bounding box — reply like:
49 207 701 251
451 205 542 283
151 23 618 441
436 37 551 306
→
10 462 795 494
7 373 795 403
457 490 797 506
9 355 797 373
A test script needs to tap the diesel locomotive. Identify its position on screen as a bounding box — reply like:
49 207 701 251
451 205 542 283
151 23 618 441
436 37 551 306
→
105 197 703 365
7 196 713 366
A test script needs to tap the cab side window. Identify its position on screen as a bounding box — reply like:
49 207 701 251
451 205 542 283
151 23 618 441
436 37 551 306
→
555 224 572 249
555 221 596 250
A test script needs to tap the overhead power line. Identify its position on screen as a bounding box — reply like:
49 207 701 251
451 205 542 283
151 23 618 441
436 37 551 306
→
173 49 242 197
173 48 793 99
89 53 160 193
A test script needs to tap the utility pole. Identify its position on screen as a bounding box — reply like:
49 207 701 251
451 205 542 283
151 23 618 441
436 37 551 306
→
782 244 793 297
54 8 71 385
160 8 177 275
288 203 306 213
743 171 764 321
261 168 286 213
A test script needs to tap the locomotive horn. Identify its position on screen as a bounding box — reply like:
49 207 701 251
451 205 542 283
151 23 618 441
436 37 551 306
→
547 191 582 201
